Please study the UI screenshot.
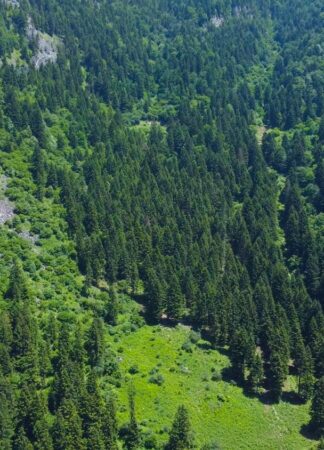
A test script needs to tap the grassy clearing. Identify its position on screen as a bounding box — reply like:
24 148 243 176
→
108 305 315 449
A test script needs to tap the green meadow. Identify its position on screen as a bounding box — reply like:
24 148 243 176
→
106 299 315 450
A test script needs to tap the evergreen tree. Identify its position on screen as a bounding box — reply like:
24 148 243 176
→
310 377 324 436
0 375 15 450
30 105 47 148
166 405 194 450
86 318 104 367
229 328 254 383
124 383 140 450
167 273 185 321
267 349 288 402
13 426 34 450
5 259 29 302
102 395 118 450
32 144 46 200
247 353 264 393
52 399 85 450
144 268 165 322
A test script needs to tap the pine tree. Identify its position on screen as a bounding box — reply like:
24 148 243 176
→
229 328 254 383
310 376 324 436
144 268 165 323
0 374 15 450
166 405 194 450
33 417 53 450
247 353 264 393
299 370 315 403
32 144 46 200
103 290 118 326
5 259 29 302
167 273 185 321
13 426 34 450
102 395 118 450
81 371 103 442
124 383 140 450
85 318 104 367
318 115 324 144
30 105 47 148
0 344 12 376
267 349 288 402
52 399 85 450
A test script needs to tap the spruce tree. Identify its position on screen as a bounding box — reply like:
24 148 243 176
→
229 328 254 383
124 383 140 450
52 399 85 450
0 374 14 450
247 353 264 393
32 144 46 200
102 395 118 450
310 376 324 436
85 318 104 367
144 268 165 323
166 405 194 450
5 259 29 302
167 273 185 321
267 349 288 402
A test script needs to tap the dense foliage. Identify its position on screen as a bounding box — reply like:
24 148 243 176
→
0 0 323 448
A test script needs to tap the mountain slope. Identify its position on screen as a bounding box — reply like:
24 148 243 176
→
0 0 323 449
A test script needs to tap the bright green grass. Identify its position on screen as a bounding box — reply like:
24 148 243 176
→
109 321 316 450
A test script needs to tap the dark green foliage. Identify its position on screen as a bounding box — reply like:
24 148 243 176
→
247 353 264 393
0 0 323 447
5 259 29 302
0 375 15 450
229 328 254 383
166 405 194 450
102 395 118 450
52 399 85 450
86 318 104 368
310 377 324 437
123 384 140 450
32 144 46 200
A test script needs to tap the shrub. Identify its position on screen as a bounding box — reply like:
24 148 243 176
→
211 371 222 382
181 341 193 353
189 330 200 344
143 434 158 449
148 374 165 386
129 364 140 374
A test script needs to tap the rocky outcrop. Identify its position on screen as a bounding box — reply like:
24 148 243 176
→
0 175 15 225
27 17 61 70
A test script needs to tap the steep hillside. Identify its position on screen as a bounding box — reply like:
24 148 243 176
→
0 0 323 449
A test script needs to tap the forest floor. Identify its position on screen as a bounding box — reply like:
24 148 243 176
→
107 297 316 450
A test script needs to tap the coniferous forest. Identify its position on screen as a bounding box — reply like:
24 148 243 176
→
0 0 323 448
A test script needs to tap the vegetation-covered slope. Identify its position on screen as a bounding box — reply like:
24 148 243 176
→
0 0 323 448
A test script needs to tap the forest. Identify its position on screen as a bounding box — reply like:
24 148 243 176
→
0 0 323 448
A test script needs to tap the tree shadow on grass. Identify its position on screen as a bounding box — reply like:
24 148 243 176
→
300 423 318 441
220 366 239 385
241 387 304 406
281 391 303 405
196 341 213 351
